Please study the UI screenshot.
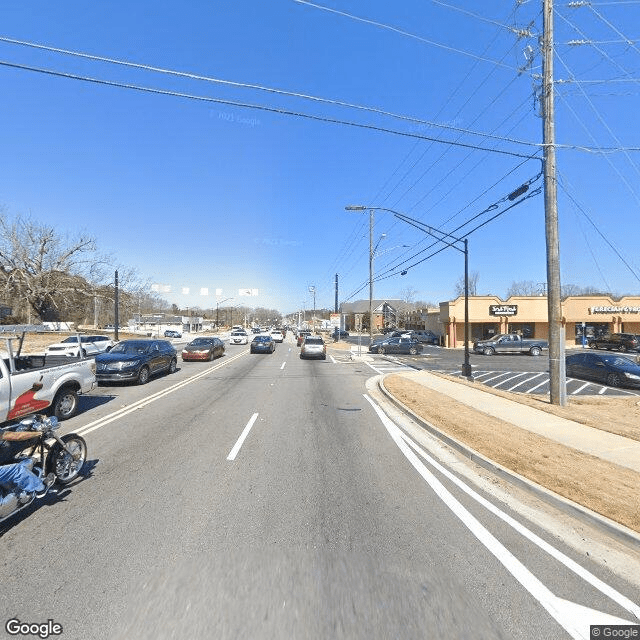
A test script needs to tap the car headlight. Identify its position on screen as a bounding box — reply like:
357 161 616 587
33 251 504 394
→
624 372 640 380
112 359 141 370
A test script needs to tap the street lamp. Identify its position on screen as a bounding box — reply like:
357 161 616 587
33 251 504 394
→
309 286 316 333
345 206 386 341
346 205 472 378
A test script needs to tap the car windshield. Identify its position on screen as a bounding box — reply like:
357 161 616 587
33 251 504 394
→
253 336 270 342
61 336 81 343
190 338 213 346
109 341 151 355
304 338 323 345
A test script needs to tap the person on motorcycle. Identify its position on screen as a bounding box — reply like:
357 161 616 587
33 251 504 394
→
0 430 55 500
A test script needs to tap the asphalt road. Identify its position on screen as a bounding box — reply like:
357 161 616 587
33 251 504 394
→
1 336 638 639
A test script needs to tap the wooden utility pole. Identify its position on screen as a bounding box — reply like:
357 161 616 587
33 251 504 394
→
542 0 567 406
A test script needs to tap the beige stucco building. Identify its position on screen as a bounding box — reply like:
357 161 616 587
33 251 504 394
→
434 295 640 348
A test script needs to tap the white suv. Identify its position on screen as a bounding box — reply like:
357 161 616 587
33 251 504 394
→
46 335 116 357
270 330 284 343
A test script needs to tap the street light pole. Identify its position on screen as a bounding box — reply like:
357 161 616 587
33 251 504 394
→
346 205 472 378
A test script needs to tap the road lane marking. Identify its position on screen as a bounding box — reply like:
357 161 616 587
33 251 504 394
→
364 394 640 637
280 362 286 370
227 412 259 461
493 372 528 388
75 351 248 438
329 355 337 363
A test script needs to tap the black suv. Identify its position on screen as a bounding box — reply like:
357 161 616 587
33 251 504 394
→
588 333 640 353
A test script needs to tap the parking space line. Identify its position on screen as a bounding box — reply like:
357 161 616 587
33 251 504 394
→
280 362 286 370
493 373 529 389
528 377 550 393
572 382 591 395
227 412 259 461
482 372 514 384
508 372 545 391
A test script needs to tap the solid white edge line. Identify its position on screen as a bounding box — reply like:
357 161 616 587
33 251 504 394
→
227 412 259 461
394 423 640 621
363 393 638 638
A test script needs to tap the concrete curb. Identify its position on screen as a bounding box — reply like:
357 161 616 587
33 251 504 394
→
377 374 640 549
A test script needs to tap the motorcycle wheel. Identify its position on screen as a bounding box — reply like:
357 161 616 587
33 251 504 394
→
47 434 87 485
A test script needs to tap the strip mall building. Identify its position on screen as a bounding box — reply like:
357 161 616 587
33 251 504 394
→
410 296 640 348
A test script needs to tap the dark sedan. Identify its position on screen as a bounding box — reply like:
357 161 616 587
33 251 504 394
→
181 337 225 361
368 337 423 355
250 335 275 354
95 339 177 385
566 352 640 389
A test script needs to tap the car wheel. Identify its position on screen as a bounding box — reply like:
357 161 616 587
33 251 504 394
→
168 357 177 374
409 347 418 355
137 366 150 385
589 342 597 349
606 373 621 387
483 347 495 356
51 386 79 420
619 345 628 353
378 347 385 355
530 346 541 356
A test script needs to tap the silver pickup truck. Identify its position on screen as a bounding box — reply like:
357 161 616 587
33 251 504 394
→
473 333 549 356
0 335 96 424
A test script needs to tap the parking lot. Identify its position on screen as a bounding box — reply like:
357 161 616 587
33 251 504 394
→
340 339 640 397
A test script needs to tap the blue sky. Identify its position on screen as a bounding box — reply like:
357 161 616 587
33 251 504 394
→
1 0 639 315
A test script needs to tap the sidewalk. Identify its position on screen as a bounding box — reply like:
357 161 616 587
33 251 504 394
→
395 370 640 474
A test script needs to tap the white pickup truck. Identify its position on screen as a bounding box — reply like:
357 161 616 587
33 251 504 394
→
0 334 96 425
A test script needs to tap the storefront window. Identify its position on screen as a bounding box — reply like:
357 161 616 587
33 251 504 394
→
508 323 534 338
472 324 499 341
575 323 609 341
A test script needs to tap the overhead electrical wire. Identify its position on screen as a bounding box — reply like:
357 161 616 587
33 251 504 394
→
292 0 519 71
0 35 539 150
0 60 543 160
558 172 640 285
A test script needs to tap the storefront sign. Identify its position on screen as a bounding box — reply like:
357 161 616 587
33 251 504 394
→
589 306 640 314
489 305 518 316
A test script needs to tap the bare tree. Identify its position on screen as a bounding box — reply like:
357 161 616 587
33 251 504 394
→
453 271 479 297
0 210 142 322
505 280 541 297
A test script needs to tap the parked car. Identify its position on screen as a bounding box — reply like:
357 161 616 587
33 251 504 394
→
332 328 349 339
300 336 326 360
230 330 249 345
566 352 640 389
296 330 312 346
473 334 548 356
389 330 439 345
250 335 275 354
588 333 640 353
381 326 398 334
164 329 182 338
181 337 225 361
368 337 423 355
45 335 115 358
95 339 177 385
270 330 284 343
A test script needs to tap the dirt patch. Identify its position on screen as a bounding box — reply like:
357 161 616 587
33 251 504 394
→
431 371 640 442
384 375 640 533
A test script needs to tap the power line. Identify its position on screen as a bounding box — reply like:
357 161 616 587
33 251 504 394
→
0 35 539 150
0 59 541 159
292 0 520 71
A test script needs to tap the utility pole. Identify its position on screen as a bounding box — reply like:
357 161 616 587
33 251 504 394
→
114 270 119 341
335 274 338 313
368 208 374 341
542 0 567 406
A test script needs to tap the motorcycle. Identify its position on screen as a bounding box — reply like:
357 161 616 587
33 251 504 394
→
0 414 87 524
